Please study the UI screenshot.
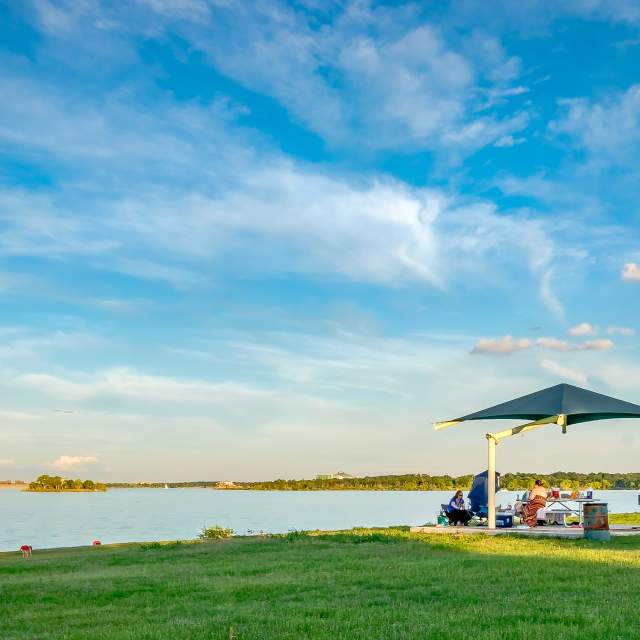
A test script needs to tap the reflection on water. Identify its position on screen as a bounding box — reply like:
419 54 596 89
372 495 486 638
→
1 488 638 551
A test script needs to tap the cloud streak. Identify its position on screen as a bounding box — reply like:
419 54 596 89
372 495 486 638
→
568 322 597 336
472 336 531 354
550 84 640 171
536 337 570 351
607 326 635 335
52 455 98 471
542 359 588 386
574 339 614 351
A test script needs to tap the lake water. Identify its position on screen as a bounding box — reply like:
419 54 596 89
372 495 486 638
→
2 488 639 551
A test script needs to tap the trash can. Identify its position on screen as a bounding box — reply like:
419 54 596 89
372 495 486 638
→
583 502 610 541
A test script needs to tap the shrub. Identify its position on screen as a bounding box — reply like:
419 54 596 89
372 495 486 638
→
140 541 185 551
199 525 234 539
283 529 310 542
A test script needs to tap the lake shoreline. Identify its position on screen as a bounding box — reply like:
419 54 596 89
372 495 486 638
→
23 489 107 493
4 488 640 552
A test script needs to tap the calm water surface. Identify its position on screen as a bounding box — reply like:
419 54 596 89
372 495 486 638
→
2 488 639 551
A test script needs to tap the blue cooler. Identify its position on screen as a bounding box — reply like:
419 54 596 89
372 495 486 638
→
495 513 513 528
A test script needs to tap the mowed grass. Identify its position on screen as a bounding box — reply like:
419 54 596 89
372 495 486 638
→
609 512 640 525
2 528 640 640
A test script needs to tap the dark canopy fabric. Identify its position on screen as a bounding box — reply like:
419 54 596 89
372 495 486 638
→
468 470 500 514
455 383 640 426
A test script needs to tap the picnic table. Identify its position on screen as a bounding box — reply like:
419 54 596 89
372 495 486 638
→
523 496 599 526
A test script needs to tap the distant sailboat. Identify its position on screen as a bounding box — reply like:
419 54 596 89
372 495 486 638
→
164 483 169 489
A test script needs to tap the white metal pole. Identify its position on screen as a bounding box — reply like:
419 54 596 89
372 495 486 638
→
487 434 496 529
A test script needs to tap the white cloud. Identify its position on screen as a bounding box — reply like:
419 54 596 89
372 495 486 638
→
563 0 640 26
110 1 531 155
15 366 359 431
607 326 636 336
542 359 588 386
550 85 640 165
472 333 615 355
0 52 565 308
20 368 273 406
536 337 570 351
622 262 640 281
568 322 597 336
0 459 16 467
0 161 567 307
575 339 614 351
472 335 531 355
0 327 105 364
494 135 526 147
52 455 98 470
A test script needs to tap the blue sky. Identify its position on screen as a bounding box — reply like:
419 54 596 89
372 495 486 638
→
2 0 640 481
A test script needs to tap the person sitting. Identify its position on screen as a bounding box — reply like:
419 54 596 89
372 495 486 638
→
446 490 471 526
522 479 548 527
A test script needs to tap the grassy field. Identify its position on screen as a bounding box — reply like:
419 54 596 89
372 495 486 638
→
2 528 640 640
609 512 640 525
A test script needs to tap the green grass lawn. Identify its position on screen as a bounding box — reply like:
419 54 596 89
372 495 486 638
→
609 512 640 525
2 528 640 639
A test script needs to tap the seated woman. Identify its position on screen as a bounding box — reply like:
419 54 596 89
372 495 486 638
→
447 489 471 526
522 479 547 527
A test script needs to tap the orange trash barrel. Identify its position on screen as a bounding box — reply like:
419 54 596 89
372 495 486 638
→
583 502 610 541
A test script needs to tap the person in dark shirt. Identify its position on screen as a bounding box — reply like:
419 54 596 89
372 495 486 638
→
446 489 471 526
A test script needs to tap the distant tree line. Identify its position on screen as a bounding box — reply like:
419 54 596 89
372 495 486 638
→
103 473 640 491
500 472 640 491
28 475 107 492
106 481 220 488
224 472 640 491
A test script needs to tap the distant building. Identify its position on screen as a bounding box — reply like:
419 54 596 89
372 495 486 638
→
215 481 237 489
315 471 359 480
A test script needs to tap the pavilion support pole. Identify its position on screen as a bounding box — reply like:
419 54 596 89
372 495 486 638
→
486 434 497 529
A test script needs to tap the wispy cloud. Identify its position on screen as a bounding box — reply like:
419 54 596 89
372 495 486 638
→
494 134 526 147
0 459 16 467
542 359 588 386
0 162 569 303
52 455 98 470
0 27 568 310
575 339 614 351
536 337 570 351
607 326 635 335
477 333 614 354
30 0 530 157
550 84 640 166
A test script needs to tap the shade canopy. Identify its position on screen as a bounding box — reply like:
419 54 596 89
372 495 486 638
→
438 383 640 428
468 470 500 514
